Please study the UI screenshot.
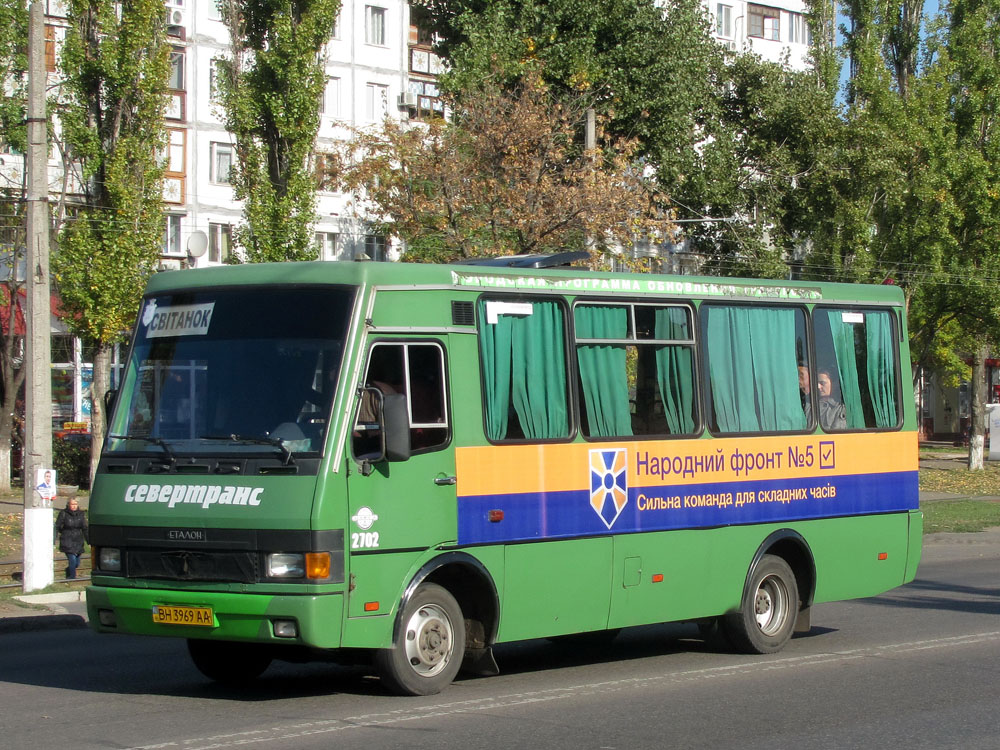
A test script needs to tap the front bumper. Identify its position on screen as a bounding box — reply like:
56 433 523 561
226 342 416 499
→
86 585 344 649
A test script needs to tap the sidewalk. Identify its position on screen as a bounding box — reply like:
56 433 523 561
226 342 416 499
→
0 589 88 634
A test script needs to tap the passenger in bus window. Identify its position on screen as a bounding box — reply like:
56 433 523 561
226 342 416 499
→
798 364 812 423
817 369 847 430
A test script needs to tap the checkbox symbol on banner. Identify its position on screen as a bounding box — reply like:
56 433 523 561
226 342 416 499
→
819 441 835 469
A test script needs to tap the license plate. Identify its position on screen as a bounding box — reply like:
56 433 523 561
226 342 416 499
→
152 605 214 627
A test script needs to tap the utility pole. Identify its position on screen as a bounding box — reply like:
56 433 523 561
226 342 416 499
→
23 0 54 592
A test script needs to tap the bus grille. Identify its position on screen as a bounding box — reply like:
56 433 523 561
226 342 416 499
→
126 549 258 583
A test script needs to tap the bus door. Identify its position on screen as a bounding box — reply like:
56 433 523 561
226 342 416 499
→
345 339 456 613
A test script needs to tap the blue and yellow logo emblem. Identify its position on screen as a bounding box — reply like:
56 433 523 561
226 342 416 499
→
590 448 628 529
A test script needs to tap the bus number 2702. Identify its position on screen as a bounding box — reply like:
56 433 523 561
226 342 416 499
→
351 532 380 550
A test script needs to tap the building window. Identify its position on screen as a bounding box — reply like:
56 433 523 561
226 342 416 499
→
314 231 340 260
315 152 338 191
366 83 389 122
366 6 386 46
407 80 444 119
321 77 341 116
364 234 386 261
332 10 341 38
207 0 222 21
163 215 183 255
209 222 232 263
211 142 234 184
168 49 185 90
165 129 185 174
788 12 811 45
748 4 780 41
45 24 56 72
716 4 733 37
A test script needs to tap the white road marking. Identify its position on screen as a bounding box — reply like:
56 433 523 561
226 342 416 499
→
126 631 1000 750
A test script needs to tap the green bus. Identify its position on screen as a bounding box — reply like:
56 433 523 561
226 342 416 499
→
86 256 922 695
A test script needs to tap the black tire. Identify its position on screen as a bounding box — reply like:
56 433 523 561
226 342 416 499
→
187 639 272 684
375 583 465 696
723 554 799 654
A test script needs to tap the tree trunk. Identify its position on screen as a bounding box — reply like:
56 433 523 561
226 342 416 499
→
968 342 988 470
89 343 112 485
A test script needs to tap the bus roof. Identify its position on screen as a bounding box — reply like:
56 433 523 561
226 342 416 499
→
145 259 905 306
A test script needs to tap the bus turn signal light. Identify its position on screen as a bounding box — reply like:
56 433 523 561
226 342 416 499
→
305 552 331 579
364 601 380 612
878 552 888 561
652 574 664 583
488 510 504 522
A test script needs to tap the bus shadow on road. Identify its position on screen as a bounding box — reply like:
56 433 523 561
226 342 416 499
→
2 620 843 701
853 577 1000 616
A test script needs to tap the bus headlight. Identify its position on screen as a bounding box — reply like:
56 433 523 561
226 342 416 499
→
266 553 304 578
98 547 121 572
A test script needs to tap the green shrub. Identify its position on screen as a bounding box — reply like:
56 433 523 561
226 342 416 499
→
52 437 91 489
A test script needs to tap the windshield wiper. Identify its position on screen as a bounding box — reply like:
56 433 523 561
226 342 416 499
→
107 434 176 467
200 434 295 465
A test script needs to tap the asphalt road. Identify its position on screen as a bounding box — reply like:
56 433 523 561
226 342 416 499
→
2 532 999 750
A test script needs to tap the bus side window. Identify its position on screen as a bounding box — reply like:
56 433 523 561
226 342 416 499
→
477 299 570 442
702 304 809 434
813 308 900 430
351 342 449 459
574 303 697 439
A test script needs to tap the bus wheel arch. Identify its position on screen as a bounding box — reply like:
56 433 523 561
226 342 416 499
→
758 529 816 628
375 581 466 695
723 530 815 654
385 552 501 690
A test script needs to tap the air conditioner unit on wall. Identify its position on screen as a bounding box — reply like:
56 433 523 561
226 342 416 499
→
726 40 737 51
158 258 183 271
166 8 186 27
397 91 417 109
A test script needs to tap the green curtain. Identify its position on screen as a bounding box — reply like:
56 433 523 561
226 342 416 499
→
478 299 568 440
654 307 695 434
825 311 866 429
706 307 759 431
865 311 898 427
575 305 632 437
479 306 514 440
706 307 806 432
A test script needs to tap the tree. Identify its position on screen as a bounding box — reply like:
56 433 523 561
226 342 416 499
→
0 1 29 490
935 0 1000 468
420 0 720 209
340 73 673 264
217 0 341 262
54 0 171 480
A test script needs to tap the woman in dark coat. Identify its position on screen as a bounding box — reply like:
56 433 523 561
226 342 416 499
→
55 498 89 579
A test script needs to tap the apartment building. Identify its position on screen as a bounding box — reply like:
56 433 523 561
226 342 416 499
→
163 0 442 268
710 0 813 68
5 0 813 274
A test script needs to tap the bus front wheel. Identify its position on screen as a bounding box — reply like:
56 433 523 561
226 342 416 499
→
187 639 272 684
375 583 465 696
724 554 799 654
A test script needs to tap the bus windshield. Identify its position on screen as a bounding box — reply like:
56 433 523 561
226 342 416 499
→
107 287 353 457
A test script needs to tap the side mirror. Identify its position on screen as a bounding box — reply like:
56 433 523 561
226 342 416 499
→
382 393 411 462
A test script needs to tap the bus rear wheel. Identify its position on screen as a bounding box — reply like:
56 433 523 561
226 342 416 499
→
375 583 465 696
187 639 272 684
723 554 798 654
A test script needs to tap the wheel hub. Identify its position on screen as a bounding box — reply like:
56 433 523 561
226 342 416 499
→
404 604 453 676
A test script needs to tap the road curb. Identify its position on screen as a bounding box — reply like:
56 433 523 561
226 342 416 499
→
0 613 87 634
15 590 86 605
